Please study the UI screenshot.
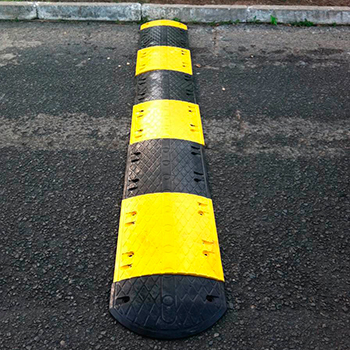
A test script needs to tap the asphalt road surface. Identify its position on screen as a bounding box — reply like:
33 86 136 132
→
0 21 349 350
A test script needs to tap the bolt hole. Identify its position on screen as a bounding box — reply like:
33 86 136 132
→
116 296 130 305
206 295 218 302
123 251 134 257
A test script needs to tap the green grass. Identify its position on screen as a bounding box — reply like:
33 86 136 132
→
249 16 261 24
270 15 278 25
137 16 149 24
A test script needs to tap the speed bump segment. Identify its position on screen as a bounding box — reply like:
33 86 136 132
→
110 19 227 339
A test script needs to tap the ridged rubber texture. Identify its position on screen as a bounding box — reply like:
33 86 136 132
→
130 100 204 145
136 46 192 76
113 192 224 282
124 139 210 199
109 275 226 339
140 20 187 31
135 70 196 104
140 26 189 49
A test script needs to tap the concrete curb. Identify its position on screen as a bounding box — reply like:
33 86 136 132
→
0 2 37 20
0 2 349 25
143 4 350 25
37 2 141 21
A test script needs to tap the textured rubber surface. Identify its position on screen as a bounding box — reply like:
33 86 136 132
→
109 275 226 339
140 20 187 31
136 46 192 76
140 26 189 49
130 100 204 145
124 139 210 199
135 70 195 104
113 192 224 282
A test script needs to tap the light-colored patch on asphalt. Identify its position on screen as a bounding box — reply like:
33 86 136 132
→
0 53 17 67
0 113 131 150
190 25 350 69
1 113 348 159
203 115 350 158
0 32 42 67
0 33 42 51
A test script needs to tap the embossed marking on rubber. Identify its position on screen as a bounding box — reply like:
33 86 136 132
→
140 19 187 31
110 275 226 339
140 26 189 49
136 46 192 76
113 192 224 283
135 70 195 104
124 139 210 199
130 100 204 145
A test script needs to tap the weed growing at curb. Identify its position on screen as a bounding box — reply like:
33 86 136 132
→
137 15 149 24
270 15 278 25
249 16 261 24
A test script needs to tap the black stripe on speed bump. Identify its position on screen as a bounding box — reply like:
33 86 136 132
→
123 139 210 199
135 70 196 104
140 26 189 49
110 274 226 339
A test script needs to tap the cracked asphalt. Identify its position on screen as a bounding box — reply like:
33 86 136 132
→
0 21 349 350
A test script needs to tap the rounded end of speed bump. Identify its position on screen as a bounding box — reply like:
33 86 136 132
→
109 19 227 339
109 275 226 339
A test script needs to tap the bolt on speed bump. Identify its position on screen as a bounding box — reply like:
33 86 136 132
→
109 19 227 339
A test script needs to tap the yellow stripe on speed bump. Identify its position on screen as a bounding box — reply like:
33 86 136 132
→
136 46 192 76
140 19 188 31
130 100 204 145
113 192 224 283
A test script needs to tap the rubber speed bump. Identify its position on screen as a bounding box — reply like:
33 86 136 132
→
110 19 227 339
140 26 189 49
140 19 187 31
130 100 204 145
135 70 195 104
136 46 192 76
